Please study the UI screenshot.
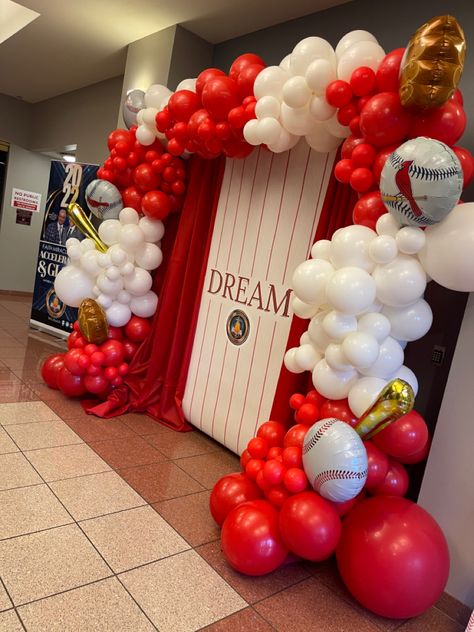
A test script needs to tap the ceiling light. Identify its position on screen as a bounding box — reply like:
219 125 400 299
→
0 0 39 45
61 154 76 163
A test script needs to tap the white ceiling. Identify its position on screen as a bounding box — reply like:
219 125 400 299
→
0 0 350 103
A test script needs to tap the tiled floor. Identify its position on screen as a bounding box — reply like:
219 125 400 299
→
0 295 470 631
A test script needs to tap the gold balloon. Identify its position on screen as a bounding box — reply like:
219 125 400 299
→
399 15 466 110
67 202 107 253
78 299 109 345
354 379 415 440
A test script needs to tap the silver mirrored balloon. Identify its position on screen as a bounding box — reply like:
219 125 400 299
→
123 89 146 129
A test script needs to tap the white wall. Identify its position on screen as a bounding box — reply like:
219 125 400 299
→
0 144 51 292
418 294 474 608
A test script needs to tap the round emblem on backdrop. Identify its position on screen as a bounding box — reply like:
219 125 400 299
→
226 310 250 346
46 289 66 319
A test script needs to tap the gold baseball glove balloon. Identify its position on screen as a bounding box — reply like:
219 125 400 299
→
354 379 415 440
399 15 466 110
78 299 109 344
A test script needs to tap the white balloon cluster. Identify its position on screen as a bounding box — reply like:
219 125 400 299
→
285 216 433 418
54 208 165 327
243 30 385 153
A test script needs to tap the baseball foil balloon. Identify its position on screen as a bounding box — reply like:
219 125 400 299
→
85 179 124 220
380 137 462 227
302 418 367 502
399 15 466 110
78 299 109 345
123 89 146 129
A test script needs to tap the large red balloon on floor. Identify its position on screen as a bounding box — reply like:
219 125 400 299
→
360 92 412 147
221 500 288 576
209 473 262 526
279 491 341 561
336 496 449 619
373 411 429 460
57 367 86 397
41 354 65 389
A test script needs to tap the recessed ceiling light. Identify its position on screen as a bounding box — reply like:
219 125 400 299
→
61 154 76 163
0 0 40 45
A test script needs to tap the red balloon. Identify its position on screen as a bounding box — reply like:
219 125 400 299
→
337 103 358 126
227 106 248 130
107 326 123 341
283 467 308 493
187 109 211 141
373 411 429 460
266 484 290 508
64 349 88 376
67 330 85 350
331 489 366 517
305 390 326 407
352 191 387 230
267 446 283 461
167 138 186 156
289 393 305 410
168 90 200 123
360 92 412 147
341 135 366 159
279 491 341 561
247 437 269 459
125 316 151 343
350 67 376 97
141 190 171 220
221 500 288 575
133 163 159 192
107 129 132 151
123 339 139 362
370 459 409 497
320 399 357 427
336 496 450 618
121 185 142 212
83 373 109 395
450 88 463 105
409 100 466 147
326 80 353 108
334 158 353 184
283 424 308 448
202 77 240 121
263 459 286 486
376 48 405 92
236 63 265 98
196 68 226 98
295 402 319 425
90 351 105 367
118 362 129 376
240 449 252 470
229 53 265 81
349 115 361 137
155 109 172 132
282 446 303 469
210 473 262 526
256 421 286 448
351 143 377 168
453 146 474 188
245 458 265 480
57 367 86 398
372 144 399 184
397 437 431 464
100 339 125 367
41 354 65 389
215 122 232 140
104 366 119 381
364 441 389 489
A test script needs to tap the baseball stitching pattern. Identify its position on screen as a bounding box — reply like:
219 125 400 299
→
313 467 368 491
302 418 338 455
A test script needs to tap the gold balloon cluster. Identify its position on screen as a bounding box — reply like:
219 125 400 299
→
400 15 466 110
78 299 109 344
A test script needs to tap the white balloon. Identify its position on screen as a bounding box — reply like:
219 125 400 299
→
136 124 156 146
305 59 336 94
130 291 158 318
369 235 398 264
106 301 132 327
79 238 95 252
292 258 334 305
336 30 378 58
142 107 158 127
176 78 196 92
96 293 113 309
266 128 300 153
382 300 433 341
326 267 376 315
98 219 122 246
108 245 129 266
330 224 376 272
343 332 380 369
396 339 408 350
373 255 426 307
390 365 418 396
305 122 341 152
311 239 332 260
134 243 163 270
136 110 145 126
308 311 332 351
325 343 353 371
300 332 312 346
282 76 312 109
419 203 474 292
96 271 123 297
357 312 391 342
284 347 305 373
281 103 316 136
138 216 165 243
322 311 357 340
120 224 145 252
119 207 140 225
255 95 281 120
348 376 387 417
337 41 385 80
120 262 135 276
117 290 131 304
290 37 335 76
80 250 101 277
312 359 358 399
67 245 82 262
309 96 336 121
243 119 261 145
92 285 100 297
105 265 121 281
253 66 289 100
376 213 400 237
292 297 320 319
145 84 172 109
98 253 112 269
124 268 153 296
324 114 350 139
396 226 426 255
257 117 282 145
295 344 322 371
359 336 404 378
66 238 80 251
280 54 291 71
54 265 94 308
359 300 383 315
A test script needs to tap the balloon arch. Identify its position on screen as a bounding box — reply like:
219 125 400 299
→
41 15 473 620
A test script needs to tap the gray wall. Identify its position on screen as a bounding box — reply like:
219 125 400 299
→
167 26 214 91
0 94 33 148
0 145 51 292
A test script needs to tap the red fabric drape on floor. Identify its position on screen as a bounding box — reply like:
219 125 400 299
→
87 155 225 430
269 151 358 425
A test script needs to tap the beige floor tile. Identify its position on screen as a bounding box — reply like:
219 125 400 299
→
80 505 189 573
0 484 73 540
50 471 146 521
6 419 82 451
0 452 42 491
17 577 155 632
0 582 11 612
0 610 23 632
0 401 60 425
25 444 110 482
0 427 18 454
120 549 247 632
0 524 112 606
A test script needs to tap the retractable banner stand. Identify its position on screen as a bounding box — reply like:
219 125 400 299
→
30 160 98 337
182 143 335 455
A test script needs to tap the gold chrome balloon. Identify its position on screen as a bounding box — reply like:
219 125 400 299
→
67 202 107 253
399 15 466 110
78 298 109 344
355 379 415 440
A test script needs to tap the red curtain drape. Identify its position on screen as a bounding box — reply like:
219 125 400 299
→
87 155 226 430
269 151 358 425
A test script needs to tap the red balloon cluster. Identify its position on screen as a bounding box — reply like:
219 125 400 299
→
155 54 265 160
97 127 188 221
41 316 152 399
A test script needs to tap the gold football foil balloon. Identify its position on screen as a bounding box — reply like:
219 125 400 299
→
78 299 109 344
399 15 466 110
354 379 415 440
67 202 107 253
